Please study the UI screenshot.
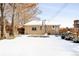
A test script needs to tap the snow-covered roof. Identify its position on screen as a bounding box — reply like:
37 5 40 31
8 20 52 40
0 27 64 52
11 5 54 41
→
24 20 60 26
24 20 42 25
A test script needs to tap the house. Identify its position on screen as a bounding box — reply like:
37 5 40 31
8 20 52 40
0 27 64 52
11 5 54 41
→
24 20 60 35
74 20 79 28
73 20 79 35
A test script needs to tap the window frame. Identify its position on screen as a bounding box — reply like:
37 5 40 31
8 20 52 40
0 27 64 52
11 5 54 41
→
32 27 37 31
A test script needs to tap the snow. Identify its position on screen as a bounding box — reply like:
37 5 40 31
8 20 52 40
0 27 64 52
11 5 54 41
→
24 20 58 25
24 20 42 25
0 35 79 56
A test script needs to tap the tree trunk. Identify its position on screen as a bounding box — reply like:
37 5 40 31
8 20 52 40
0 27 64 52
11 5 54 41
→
0 3 6 39
11 3 16 37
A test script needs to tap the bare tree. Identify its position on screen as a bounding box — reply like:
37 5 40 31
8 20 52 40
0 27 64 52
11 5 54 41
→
9 3 39 37
0 3 6 39
9 3 16 37
0 3 40 39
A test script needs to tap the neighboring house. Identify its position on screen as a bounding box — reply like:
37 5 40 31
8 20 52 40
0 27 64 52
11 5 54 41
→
73 20 79 35
74 20 79 28
24 20 60 35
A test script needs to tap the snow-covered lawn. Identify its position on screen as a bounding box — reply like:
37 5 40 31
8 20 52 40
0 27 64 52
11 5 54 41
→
0 35 79 56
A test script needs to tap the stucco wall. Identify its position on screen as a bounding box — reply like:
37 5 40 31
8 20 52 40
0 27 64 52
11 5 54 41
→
24 25 60 35
24 25 45 35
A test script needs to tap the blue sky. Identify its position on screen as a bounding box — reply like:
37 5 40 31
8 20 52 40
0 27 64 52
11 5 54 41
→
37 3 79 28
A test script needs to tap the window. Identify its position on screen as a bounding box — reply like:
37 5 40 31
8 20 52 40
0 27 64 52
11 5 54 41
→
32 27 37 31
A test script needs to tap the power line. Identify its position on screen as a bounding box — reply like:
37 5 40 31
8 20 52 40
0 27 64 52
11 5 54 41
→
52 3 68 19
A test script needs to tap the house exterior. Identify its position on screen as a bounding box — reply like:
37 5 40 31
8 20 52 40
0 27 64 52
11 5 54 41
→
73 20 79 35
24 20 60 35
74 20 79 28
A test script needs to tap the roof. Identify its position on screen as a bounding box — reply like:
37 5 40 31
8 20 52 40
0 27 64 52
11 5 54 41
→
24 20 60 26
24 20 42 25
